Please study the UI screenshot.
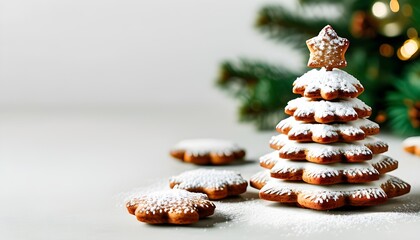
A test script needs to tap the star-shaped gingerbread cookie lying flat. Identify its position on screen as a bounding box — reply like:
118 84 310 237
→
259 151 398 185
169 169 248 199
293 68 364 100
306 25 349 70
285 97 372 123
126 189 215 224
276 117 380 143
269 135 388 163
250 171 410 210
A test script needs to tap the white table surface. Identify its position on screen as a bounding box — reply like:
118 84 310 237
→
1 105 419 240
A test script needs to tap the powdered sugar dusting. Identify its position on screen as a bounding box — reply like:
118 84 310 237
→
259 151 280 167
215 197 420 236
127 189 214 215
293 68 362 95
277 117 379 139
260 151 386 179
119 179 419 236
270 135 387 160
172 139 243 156
286 97 371 120
306 25 349 69
259 174 406 200
170 169 247 190
370 155 398 171
249 170 270 186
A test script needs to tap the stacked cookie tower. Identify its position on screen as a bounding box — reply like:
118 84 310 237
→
250 25 410 210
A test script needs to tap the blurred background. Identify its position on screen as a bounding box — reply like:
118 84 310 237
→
0 0 299 110
2 0 420 135
1 1 420 239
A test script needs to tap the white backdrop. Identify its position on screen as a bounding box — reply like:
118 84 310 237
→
0 0 301 108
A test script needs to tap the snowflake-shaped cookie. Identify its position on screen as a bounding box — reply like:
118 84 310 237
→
276 117 380 143
285 97 372 123
269 135 388 163
259 151 398 185
250 172 410 210
170 169 248 199
306 25 349 70
126 189 216 224
293 68 364 100
170 139 246 165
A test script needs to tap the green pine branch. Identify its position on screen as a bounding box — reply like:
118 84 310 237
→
217 59 299 129
386 64 420 136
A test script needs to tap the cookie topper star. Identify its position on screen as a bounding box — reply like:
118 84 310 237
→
306 25 349 71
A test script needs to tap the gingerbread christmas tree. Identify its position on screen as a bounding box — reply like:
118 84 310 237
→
250 25 410 210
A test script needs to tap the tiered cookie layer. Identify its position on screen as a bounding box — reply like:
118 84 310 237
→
251 67 410 210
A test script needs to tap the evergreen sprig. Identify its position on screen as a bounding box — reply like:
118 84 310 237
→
216 0 420 132
256 5 334 46
387 64 420 136
218 59 298 129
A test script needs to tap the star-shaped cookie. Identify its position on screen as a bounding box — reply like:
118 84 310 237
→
306 25 349 70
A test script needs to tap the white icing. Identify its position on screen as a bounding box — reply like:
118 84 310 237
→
277 117 379 139
293 68 362 95
369 155 398 170
170 169 247 190
172 139 243 156
387 177 410 189
270 135 387 159
128 189 214 215
402 136 420 147
285 97 371 120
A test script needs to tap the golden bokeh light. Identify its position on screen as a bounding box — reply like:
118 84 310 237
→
398 39 419 60
390 0 400 13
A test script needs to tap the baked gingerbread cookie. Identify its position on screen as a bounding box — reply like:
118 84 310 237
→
126 189 215 224
285 97 372 123
276 117 380 143
306 25 349 70
170 139 246 165
250 171 410 210
169 169 248 200
269 134 388 163
403 136 420 156
293 68 364 100
259 151 398 185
